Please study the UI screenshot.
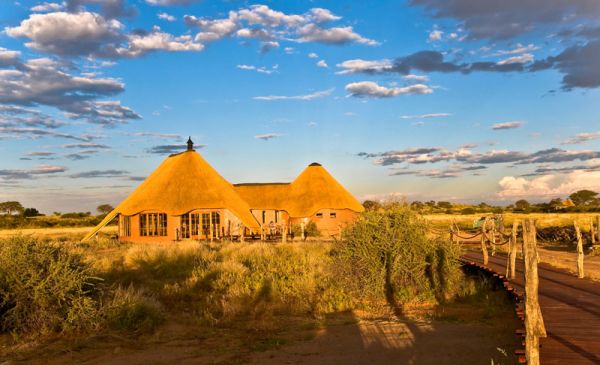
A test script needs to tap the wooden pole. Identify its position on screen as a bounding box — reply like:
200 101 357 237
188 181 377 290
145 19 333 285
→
240 225 245 243
591 218 596 245
301 221 306 241
574 221 584 279
209 212 213 243
490 222 496 257
509 221 518 280
282 223 287 243
596 216 600 243
523 219 547 365
480 221 489 266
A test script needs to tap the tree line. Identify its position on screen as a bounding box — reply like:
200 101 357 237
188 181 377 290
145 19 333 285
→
363 189 600 214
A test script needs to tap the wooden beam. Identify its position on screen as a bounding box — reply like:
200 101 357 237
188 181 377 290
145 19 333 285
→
509 221 518 280
523 219 547 365
574 221 585 279
480 220 489 266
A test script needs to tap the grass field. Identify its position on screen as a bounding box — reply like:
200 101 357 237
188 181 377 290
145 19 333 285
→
0 214 520 365
425 212 600 230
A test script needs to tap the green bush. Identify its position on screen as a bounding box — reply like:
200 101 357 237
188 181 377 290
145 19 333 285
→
104 286 164 332
290 221 321 238
0 236 101 335
334 204 462 310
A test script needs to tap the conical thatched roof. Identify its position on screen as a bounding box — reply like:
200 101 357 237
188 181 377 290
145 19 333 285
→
82 150 259 241
234 162 364 218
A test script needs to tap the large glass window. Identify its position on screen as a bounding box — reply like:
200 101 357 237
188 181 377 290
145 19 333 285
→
181 213 200 238
120 215 131 237
140 213 167 236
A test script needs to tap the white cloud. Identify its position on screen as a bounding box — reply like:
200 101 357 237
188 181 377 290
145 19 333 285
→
253 88 333 101
308 52 319 58
400 113 451 119
30 2 64 12
255 133 282 140
298 24 378 45
491 121 524 130
562 131 600 145
497 53 534 65
284 47 295 54
147 0 198 5
316 60 328 68
115 26 203 57
185 5 376 49
336 59 394 74
403 74 429 82
346 81 433 98
236 64 278 75
497 171 600 199
6 11 123 56
495 43 539 56
428 29 443 42
158 12 176 22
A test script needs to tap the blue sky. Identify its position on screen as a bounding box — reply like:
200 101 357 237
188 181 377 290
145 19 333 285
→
1 0 599 213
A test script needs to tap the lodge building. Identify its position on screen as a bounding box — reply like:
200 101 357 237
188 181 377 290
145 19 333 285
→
83 139 364 243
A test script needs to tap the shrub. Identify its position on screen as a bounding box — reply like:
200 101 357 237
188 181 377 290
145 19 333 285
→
290 221 320 239
334 204 462 311
104 286 164 332
0 236 101 335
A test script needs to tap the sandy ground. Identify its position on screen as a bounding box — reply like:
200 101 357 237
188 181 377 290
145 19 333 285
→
0 226 117 239
537 246 600 281
5 313 517 365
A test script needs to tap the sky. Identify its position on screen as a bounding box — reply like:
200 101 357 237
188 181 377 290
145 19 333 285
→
0 0 599 214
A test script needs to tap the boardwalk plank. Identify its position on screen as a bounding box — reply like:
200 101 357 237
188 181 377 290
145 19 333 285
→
463 252 600 365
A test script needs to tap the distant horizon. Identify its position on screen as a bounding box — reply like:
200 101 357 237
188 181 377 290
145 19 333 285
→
1 0 599 214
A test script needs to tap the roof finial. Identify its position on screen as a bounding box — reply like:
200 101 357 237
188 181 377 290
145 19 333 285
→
187 136 193 151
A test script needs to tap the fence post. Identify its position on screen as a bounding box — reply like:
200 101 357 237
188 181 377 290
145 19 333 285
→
480 220 489 265
523 219 547 365
509 221 518 279
490 220 496 257
574 221 584 279
596 215 600 243
591 218 596 245
282 224 287 244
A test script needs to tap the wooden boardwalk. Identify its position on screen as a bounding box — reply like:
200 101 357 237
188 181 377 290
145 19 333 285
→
463 251 600 365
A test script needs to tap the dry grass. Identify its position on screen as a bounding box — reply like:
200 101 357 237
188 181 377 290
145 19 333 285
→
0 226 117 240
426 212 600 230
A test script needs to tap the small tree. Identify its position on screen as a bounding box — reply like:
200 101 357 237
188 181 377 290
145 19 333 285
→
335 204 461 313
515 199 531 211
569 190 598 206
0 201 24 215
23 208 40 217
96 204 114 215
362 200 381 211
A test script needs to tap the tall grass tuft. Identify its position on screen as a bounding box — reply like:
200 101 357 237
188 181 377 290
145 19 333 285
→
0 235 101 335
334 204 462 312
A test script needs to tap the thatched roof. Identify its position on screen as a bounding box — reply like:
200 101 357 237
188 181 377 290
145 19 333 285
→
82 150 260 241
234 162 364 217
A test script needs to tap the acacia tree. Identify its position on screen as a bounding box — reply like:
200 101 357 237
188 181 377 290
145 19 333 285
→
335 204 461 314
96 204 114 215
569 190 598 206
0 201 24 215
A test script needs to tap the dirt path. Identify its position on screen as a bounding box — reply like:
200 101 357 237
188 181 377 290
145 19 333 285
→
6 312 517 365
537 247 600 281
248 318 516 365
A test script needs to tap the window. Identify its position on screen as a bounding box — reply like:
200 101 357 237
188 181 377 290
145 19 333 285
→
181 213 190 239
275 210 278 223
140 213 167 236
330 212 337 219
120 215 131 237
316 212 323 218
201 212 220 237
181 213 200 238
262 210 266 224
202 213 210 235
